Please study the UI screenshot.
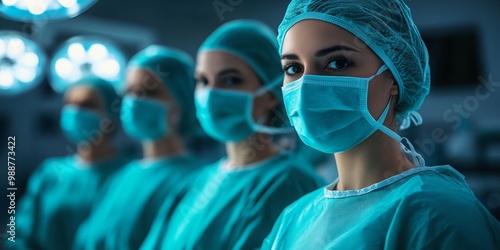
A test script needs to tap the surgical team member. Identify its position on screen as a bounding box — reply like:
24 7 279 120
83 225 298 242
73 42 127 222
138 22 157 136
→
73 45 204 250
8 77 129 250
263 0 500 249
140 20 324 250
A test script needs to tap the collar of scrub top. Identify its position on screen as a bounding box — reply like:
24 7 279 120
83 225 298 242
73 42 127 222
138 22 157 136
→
323 165 464 199
138 153 190 169
73 154 121 170
219 151 288 173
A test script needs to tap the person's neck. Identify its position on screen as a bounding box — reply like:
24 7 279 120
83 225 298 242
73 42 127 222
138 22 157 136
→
334 130 415 191
142 134 186 160
77 139 116 164
225 133 278 170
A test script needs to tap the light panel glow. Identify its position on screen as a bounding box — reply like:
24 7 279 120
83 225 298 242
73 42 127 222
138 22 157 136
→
0 31 46 95
49 36 126 94
0 0 98 22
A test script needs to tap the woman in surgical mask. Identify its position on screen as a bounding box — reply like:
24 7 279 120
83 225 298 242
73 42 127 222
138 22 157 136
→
8 77 129 250
140 20 324 250
262 0 500 249
73 45 205 250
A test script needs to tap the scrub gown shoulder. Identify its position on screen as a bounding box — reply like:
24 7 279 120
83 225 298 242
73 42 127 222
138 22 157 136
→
145 151 325 250
73 154 204 250
262 165 500 250
6 155 129 250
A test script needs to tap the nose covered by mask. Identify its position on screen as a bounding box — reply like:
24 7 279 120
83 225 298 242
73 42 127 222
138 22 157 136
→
282 64 425 167
283 65 390 153
120 95 170 141
195 79 290 143
60 105 103 144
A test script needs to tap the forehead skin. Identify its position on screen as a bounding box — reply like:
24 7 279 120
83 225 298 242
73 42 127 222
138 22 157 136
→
282 20 381 78
195 51 261 92
126 68 172 102
282 19 367 55
64 85 105 112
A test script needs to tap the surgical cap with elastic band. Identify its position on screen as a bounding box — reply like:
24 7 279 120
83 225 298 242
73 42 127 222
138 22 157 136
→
277 0 431 129
68 76 120 120
128 45 197 138
198 20 288 127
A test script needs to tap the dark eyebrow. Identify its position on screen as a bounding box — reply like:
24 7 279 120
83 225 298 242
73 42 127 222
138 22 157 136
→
217 68 241 77
281 45 359 61
281 54 299 60
315 45 359 57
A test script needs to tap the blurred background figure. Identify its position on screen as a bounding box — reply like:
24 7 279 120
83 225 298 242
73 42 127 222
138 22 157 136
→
0 0 499 246
73 45 206 250
141 20 324 249
4 77 129 250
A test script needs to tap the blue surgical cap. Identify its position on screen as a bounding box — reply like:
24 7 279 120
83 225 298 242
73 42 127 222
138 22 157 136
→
277 0 431 127
68 76 120 120
128 45 197 138
198 20 284 102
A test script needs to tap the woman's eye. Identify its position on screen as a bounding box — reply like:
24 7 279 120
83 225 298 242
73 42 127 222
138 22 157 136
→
145 89 158 97
196 78 208 86
283 64 303 76
327 58 351 71
222 77 242 86
80 101 98 110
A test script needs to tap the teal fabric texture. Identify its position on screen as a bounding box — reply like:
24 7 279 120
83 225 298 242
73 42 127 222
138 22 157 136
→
140 151 324 250
120 96 169 141
60 105 103 143
262 166 500 249
73 154 203 250
282 65 391 153
7 156 128 250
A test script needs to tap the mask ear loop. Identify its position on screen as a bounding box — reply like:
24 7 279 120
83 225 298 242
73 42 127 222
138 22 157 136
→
372 97 426 168
252 76 295 135
399 111 425 167
400 137 426 167
368 64 389 81
366 65 425 168
255 76 284 97
400 111 423 130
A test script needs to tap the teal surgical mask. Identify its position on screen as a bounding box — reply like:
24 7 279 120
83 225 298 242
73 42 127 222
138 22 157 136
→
195 81 291 143
282 65 424 166
120 95 169 141
60 105 102 143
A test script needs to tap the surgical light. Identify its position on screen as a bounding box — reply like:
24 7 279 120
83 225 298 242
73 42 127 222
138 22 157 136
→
0 31 46 95
0 0 98 22
49 36 126 94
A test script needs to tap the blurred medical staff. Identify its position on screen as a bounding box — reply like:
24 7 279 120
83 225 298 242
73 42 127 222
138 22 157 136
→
140 20 324 250
73 45 205 250
262 0 500 249
7 77 129 250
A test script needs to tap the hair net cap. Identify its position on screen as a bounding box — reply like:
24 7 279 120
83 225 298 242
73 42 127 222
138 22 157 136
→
68 76 120 120
127 45 197 138
198 20 284 102
277 0 431 127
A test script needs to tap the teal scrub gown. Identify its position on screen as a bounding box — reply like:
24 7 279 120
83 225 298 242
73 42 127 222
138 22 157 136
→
141 151 325 250
73 154 204 250
7 155 128 250
262 165 500 249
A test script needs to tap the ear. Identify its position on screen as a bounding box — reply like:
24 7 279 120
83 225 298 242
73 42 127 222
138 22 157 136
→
385 71 399 97
390 81 399 96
